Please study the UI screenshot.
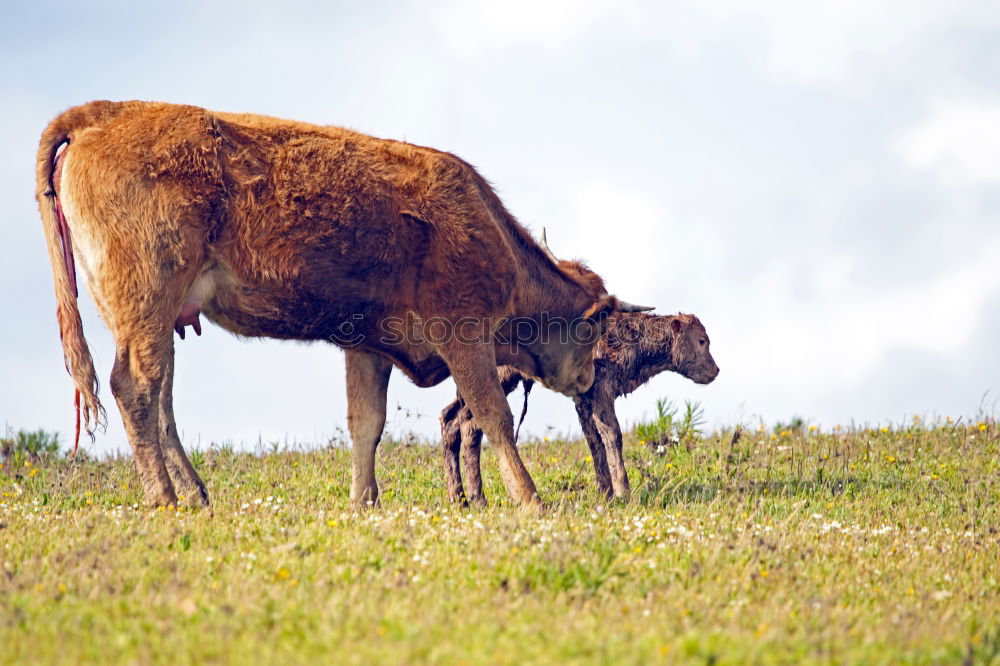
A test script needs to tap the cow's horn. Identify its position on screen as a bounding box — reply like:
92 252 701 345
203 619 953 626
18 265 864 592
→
540 228 560 265
618 300 655 313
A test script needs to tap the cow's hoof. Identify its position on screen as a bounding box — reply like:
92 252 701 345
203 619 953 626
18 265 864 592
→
147 490 179 509
350 496 381 512
518 496 546 516
178 486 210 509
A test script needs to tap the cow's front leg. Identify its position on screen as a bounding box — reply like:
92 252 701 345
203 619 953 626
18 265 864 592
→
440 341 540 508
574 397 614 499
158 347 210 507
590 388 630 500
346 350 392 509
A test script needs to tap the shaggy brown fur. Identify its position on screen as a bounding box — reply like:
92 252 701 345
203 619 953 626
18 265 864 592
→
440 313 718 503
36 100 642 509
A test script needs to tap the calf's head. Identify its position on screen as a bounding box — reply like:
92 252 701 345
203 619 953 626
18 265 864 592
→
666 314 719 384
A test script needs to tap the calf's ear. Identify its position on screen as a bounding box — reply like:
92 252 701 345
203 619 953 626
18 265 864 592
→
671 318 684 334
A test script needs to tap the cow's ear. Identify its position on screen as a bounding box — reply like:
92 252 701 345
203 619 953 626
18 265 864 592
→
671 318 683 334
583 295 617 336
583 295 617 321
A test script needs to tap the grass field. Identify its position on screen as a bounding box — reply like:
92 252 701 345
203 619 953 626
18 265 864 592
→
2 416 999 665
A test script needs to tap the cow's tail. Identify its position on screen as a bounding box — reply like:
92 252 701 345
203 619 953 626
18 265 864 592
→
35 102 120 447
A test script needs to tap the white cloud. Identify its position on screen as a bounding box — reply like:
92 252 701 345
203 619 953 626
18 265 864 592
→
557 180 722 304
562 181 664 297
680 0 957 84
896 99 1000 186
731 228 1000 392
431 0 629 57
431 0 970 84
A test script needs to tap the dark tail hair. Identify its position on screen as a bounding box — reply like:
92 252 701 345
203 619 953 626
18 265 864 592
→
35 101 122 441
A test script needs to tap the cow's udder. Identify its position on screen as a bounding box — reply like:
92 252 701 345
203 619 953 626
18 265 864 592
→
174 300 202 340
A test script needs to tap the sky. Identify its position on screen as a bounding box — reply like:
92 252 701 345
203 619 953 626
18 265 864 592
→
2 0 999 455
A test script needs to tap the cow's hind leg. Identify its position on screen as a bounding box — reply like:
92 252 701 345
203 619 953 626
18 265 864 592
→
159 349 209 506
58 137 213 508
110 331 177 507
346 350 392 509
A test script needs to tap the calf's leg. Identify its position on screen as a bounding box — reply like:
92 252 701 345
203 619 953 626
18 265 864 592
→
590 389 630 500
459 407 487 506
440 397 468 504
346 350 392 509
574 397 614 499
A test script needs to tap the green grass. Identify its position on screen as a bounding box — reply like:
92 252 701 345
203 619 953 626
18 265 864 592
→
2 417 999 665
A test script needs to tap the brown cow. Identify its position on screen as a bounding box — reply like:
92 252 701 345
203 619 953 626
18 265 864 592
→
440 313 718 504
35 100 652 509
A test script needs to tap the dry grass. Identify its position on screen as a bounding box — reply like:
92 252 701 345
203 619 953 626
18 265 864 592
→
1 417 998 664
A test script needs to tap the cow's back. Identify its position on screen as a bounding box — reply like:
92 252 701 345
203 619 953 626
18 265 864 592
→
211 114 423 298
58 101 526 356
68 101 227 220
209 112 521 323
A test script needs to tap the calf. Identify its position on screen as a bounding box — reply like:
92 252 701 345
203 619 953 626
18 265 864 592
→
440 313 718 503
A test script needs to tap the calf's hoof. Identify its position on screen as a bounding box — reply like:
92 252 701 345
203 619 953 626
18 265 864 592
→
612 490 631 504
466 492 488 509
